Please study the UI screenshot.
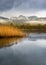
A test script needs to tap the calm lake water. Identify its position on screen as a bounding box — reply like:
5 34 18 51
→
0 33 46 65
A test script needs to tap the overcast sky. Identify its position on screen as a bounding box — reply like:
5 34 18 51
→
0 0 46 18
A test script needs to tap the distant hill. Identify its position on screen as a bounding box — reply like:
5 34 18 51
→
0 15 46 24
0 16 8 20
10 15 46 21
0 16 10 23
28 16 38 20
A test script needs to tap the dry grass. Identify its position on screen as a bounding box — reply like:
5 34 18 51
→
0 25 26 37
0 25 26 48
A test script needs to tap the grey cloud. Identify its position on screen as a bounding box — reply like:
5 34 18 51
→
14 0 46 11
0 0 15 11
0 0 46 12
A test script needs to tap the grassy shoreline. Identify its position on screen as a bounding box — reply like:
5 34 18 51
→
0 25 26 37
0 23 46 37
14 23 46 33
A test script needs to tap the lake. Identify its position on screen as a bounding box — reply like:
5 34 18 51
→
0 33 46 65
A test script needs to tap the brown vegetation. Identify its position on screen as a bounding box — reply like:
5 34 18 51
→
0 25 26 37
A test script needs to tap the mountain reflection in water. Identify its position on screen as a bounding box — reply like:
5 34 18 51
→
0 33 46 65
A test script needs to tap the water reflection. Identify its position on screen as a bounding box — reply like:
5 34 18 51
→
0 37 23 48
28 33 46 41
0 33 46 65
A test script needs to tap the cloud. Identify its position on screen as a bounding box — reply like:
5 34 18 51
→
0 0 46 12
14 0 46 12
0 0 15 11
0 0 46 17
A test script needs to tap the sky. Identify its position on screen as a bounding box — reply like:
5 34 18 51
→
0 0 46 18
